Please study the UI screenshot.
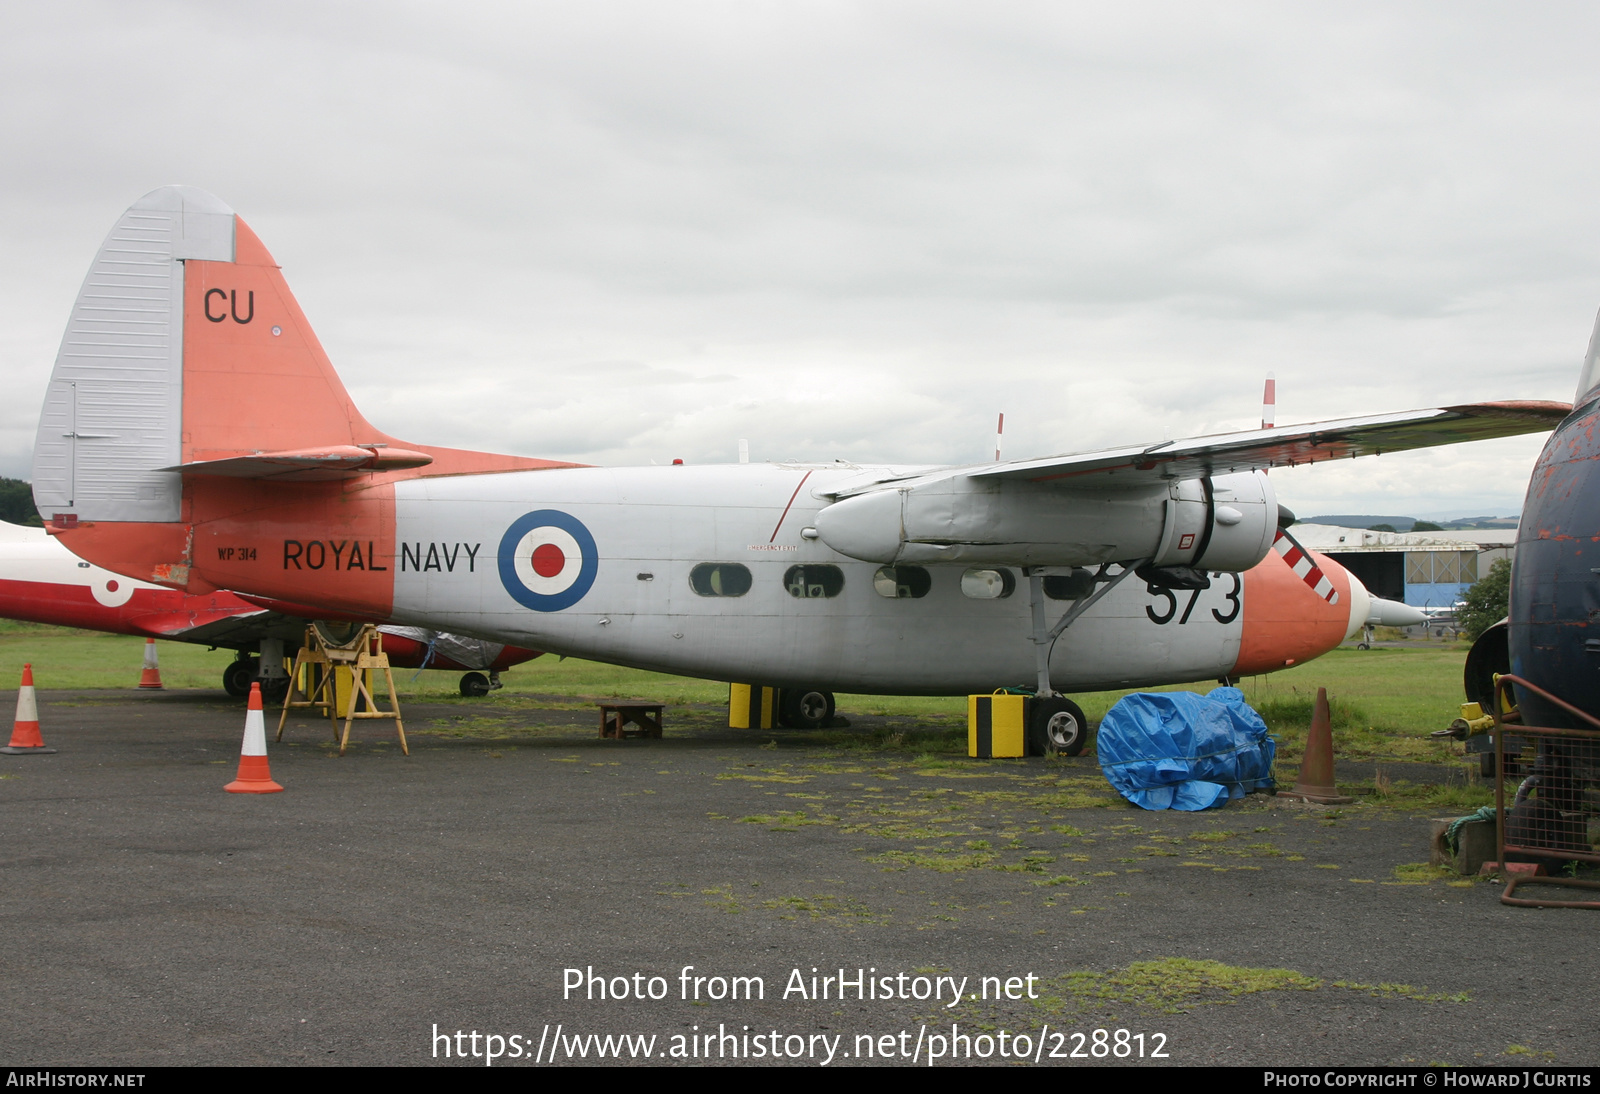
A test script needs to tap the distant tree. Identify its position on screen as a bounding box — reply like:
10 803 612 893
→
1458 558 1512 642
1367 523 1397 533
0 478 41 527
1411 520 1444 532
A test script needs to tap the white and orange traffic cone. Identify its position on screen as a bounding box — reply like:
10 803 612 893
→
138 638 163 689
225 683 283 794
2 663 56 755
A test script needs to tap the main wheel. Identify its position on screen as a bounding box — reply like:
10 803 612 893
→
459 671 492 697
778 688 835 729
222 658 259 698
1030 695 1088 756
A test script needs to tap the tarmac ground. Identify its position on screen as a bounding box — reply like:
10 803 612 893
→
1 688 1595 1068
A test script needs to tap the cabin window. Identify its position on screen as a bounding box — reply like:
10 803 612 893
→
960 568 1015 599
689 563 752 597
1043 571 1095 601
783 564 845 599
872 565 931 599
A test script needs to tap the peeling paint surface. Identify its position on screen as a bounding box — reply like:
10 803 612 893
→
1510 403 1600 725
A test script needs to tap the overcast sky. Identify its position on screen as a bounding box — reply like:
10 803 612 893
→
3 2 1598 518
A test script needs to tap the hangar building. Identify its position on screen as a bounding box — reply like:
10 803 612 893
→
1290 524 1515 609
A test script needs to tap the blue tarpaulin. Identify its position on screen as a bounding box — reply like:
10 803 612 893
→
1096 687 1276 811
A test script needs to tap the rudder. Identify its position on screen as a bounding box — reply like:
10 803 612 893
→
32 185 394 525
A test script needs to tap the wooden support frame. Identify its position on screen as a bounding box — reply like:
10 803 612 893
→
276 624 408 756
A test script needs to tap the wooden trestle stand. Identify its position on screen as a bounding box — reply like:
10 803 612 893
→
276 623 408 756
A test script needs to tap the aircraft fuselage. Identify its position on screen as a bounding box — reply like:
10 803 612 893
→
165 462 1358 696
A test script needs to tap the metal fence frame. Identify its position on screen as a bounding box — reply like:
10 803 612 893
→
1493 674 1600 909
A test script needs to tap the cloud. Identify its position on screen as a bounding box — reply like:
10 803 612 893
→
1 1 1595 520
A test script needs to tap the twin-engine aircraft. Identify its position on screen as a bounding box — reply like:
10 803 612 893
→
29 187 1569 750
0 520 539 697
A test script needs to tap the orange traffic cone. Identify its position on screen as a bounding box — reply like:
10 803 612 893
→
2 663 57 755
225 683 283 794
1279 686 1351 804
138 638 163 689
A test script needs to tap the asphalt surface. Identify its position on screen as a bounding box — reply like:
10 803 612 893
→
1 688 1594 1068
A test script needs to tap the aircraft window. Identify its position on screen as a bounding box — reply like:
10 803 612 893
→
784 564 845 599
960 568 1015 599
1043 571 1095 601
872 565 931 599
689 563 752 597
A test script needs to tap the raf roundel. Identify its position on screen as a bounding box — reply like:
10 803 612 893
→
498 510 599 612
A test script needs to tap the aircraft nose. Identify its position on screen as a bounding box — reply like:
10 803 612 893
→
1342 569 1371 641
1366 597 1425 628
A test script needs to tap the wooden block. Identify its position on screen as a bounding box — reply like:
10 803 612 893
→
1455 820 1497 876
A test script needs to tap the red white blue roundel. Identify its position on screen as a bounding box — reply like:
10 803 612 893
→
497 510 598 612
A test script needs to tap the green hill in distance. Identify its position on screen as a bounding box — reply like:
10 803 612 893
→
1303 514 1518 532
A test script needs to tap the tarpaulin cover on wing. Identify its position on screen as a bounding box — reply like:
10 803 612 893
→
1096 687 1276 811
382 626 507 671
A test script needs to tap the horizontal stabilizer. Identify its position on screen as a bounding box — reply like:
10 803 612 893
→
127 608 275 640
160 445 433 481
966 401 1571 487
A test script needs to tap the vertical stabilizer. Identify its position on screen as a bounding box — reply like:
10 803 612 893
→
33 186 236 522
1576 306 1600 407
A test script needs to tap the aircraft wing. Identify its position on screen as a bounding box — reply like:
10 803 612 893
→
960 401 1570 488
814 399 1568 569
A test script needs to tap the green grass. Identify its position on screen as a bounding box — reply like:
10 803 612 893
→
0 620 251 690
1056 957 1320 1014
1031 957 1468 1017
0 623 1473 767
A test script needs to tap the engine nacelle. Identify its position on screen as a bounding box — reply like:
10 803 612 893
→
1191 471 1279 572
814 469 1277 572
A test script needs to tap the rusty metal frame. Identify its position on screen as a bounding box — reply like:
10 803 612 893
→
1492 674 1600 909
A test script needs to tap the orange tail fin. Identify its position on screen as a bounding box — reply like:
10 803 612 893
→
31 187 576 601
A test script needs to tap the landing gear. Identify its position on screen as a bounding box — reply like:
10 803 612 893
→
1030 695 1088 756
223 657 258 698
459 670 504 697
778 688 835 729
1014 562 1140 759
1024 561 1145 700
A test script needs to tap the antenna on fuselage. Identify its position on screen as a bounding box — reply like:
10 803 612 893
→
994 413 1004 462
1262 372 1276 430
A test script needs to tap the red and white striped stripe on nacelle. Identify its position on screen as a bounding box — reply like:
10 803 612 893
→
1271 527 1339 605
